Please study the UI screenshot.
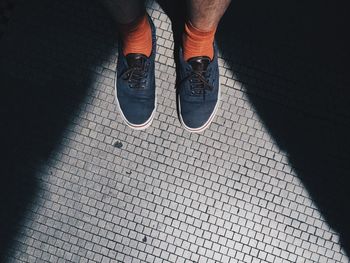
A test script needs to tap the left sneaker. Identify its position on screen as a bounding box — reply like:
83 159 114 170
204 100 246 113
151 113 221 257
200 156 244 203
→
115 15 156 130
176 45 220 133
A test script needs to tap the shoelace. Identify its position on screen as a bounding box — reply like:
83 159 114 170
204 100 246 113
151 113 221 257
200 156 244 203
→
121 57 148 89
179 69 213 100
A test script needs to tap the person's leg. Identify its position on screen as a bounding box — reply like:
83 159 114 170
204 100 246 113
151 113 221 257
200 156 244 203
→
183 0 231 60
177 0 231 133
186 0 231 30
102 0 144 24
101 0 152 57
102 0 157 130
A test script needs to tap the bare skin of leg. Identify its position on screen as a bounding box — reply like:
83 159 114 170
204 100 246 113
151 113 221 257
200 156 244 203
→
186 0 231 30
100 0 145 24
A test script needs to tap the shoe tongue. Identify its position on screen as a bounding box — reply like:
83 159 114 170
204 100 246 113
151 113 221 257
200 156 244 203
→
187 56 211 71
126 53 147 68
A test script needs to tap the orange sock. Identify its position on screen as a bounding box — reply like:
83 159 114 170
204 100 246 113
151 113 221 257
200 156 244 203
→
183 21 216 61
118 13 152 57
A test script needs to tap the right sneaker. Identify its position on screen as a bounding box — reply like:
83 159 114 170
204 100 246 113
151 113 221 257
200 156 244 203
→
176 44 220 133
115 15 156 130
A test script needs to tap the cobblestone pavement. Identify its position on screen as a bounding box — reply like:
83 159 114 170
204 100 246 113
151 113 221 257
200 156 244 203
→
1 0 350 262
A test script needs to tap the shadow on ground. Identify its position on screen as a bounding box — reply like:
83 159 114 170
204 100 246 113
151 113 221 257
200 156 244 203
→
0 0 116 259
160 0 350 258
216 0 350 257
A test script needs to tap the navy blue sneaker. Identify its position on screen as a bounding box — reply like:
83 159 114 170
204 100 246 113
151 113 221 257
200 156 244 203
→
176 45 220 133
115 16 156 130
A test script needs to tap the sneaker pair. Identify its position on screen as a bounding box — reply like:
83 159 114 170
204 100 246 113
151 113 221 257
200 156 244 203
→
115 17 220 133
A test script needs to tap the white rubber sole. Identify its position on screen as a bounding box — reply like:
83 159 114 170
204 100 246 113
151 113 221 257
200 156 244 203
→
114 70 156 131
177 79 221 133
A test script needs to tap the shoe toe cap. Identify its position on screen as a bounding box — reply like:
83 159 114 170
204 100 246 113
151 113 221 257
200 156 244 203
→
119 97 155 126
180 102 215 130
